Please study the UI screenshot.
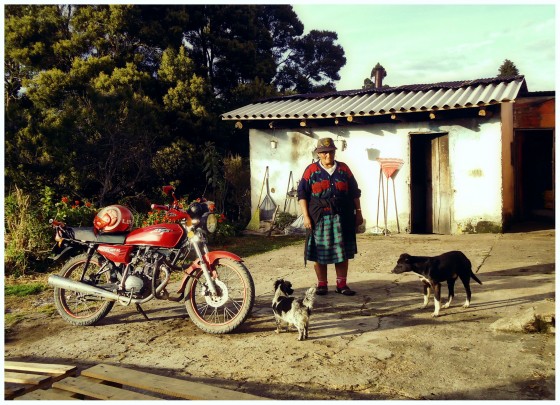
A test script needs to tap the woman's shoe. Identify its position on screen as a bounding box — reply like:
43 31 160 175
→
316 285 328 295
335 286 356 296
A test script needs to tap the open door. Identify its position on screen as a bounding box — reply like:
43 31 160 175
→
431 135 452 234
410 133 452 234
513 129 554 222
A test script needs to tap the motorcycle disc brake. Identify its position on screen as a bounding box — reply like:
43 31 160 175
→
203 279 228 308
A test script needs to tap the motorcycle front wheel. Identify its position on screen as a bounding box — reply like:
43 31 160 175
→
53 253 114 326
185 258 255 334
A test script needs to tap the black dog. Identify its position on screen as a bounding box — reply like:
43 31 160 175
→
392 251 482 317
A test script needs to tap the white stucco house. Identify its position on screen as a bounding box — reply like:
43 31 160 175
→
221 72 555 235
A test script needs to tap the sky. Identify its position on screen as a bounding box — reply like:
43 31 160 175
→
291 2 556 92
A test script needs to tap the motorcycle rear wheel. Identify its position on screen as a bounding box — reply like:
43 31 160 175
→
53 253 114 326
185 258 255 334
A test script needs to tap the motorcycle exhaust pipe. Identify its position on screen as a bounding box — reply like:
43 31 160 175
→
48 275 121 300
48 275 149 305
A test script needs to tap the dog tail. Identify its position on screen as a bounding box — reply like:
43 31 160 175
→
303 287 316 309
471 271 483 285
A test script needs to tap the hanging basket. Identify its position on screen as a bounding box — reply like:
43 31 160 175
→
377 158 404 179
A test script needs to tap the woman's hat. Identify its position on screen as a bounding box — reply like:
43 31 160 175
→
315 137 337 153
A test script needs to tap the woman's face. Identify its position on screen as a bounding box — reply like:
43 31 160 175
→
318 150 336 167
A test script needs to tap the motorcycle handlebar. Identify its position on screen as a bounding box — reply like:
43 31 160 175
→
151 204 169 211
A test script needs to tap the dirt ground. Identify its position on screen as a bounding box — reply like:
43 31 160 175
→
4 226 556 400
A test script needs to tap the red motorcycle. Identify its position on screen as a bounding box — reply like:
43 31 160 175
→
47 186 255 334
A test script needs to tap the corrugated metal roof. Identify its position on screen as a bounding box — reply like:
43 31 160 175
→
221 76 527 121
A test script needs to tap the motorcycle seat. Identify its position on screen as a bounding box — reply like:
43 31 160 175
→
68 227 128 244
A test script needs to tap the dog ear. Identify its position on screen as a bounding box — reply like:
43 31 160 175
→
398 253 410 263
274 279 283 289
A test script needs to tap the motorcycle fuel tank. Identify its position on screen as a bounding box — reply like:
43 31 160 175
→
98 244 134 263
125 223 184 248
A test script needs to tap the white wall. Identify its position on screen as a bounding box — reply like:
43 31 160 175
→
445 119 504 232
249 113 505 234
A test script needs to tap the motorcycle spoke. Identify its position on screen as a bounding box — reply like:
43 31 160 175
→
210 309 222 324
63 293 103 318
197 302 211 317
228 298 243 312
222 306 237 321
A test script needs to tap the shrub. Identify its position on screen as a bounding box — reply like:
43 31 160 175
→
51 196 98 227
4 187 52 276
141 197 189 226
274 212 297 231
140 197 235 243
4 187 99 276
210 213 237 244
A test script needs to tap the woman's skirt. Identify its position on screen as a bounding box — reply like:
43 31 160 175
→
306 214 357 264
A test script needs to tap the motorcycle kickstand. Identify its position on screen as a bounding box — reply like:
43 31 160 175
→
135 303 150 320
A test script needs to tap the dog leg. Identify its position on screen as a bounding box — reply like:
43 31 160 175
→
460 275 472 308
274 317 282 334
463 284 472 308
443 279 456 309
296 326 304 341
422 282 431 308
432 283 441 317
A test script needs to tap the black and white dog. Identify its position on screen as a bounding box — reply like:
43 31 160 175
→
392 251 482 317
272 279 316 341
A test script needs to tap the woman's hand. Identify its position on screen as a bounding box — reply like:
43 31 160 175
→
355 210 363 226
303 214 312 229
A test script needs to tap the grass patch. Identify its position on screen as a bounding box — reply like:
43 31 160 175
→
5 282 46 297
4 313 26 329
211 234 305 258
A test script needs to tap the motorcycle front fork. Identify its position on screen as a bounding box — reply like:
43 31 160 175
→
190 236 219 296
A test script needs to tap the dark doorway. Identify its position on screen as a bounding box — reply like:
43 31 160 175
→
410 133 451 234
513 129 554 222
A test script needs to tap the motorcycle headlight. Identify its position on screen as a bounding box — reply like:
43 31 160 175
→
204 213 218 234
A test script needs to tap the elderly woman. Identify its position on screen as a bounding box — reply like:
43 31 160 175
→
297 137 363 296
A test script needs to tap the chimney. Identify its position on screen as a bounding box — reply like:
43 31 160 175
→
371 63 387 89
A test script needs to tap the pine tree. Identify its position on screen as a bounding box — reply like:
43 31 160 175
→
498 59 520 77
5 5 349 204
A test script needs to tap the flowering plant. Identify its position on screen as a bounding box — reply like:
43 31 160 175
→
53 196 97 226
141 197 231 241
142 197 187 226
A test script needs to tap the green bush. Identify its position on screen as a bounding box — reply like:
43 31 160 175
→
4 187 52 276
274 212 297 231
49 196 98 227
209 213 237 244
140 197 236 243
4 187 98 276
